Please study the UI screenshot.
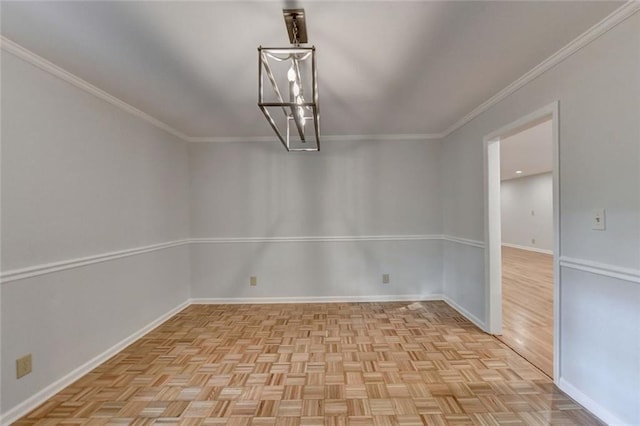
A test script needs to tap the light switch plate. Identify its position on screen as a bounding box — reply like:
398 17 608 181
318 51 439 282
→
592 208 606 230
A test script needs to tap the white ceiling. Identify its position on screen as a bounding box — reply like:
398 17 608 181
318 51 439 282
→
500 118 552 181
1 1 622 140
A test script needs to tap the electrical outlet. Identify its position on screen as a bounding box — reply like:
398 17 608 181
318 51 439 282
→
250 276 257 286
592 208 606 230
531 210 535 216
382 274 390 284
16 354 32 379
531 238 536 245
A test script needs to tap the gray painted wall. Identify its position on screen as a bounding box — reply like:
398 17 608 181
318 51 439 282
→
1 52 191 414
189 140 442 238
188 139 443 300
441 13 639 424
2 10 639 426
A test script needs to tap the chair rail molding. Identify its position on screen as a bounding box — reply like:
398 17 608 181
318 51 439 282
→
0 240 190 284
559 256 640 284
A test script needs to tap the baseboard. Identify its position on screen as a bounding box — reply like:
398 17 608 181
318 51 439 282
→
441 295 488 332
190 294 444 305
0 300 190 426
557 377 626 426
502 242 553 255
2 293 491 424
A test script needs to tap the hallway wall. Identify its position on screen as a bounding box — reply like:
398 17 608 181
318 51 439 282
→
441 12 640 424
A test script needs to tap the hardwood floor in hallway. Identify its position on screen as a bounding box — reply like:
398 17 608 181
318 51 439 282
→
499 246 554 378
14 300 598 425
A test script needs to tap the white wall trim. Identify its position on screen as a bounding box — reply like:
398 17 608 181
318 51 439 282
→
4 1 637 145
0 240 190 284
0 300 190 426
502 243 553 255
319 134 445 142
1 294 492 423
187 134 444 143
0 37 441 145
441 235 485 249
0 36 191 143
441 295 487 331
1 235 441 284
482 101 560 380
191 234 442 244
190 294 443 305
557 378 625 426
441 2 640 139
560 256 640 284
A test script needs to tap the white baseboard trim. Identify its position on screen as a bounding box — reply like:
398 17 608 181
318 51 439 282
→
560 256 640 284
190 294 444 305
0 300 190 426
502 242 553 255
0 293 499 424
557 377 626 426
441 295 487 332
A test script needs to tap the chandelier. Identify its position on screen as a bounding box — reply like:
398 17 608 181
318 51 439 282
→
258 9 320 152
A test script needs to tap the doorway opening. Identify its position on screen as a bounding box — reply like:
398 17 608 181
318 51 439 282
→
484 102 560 382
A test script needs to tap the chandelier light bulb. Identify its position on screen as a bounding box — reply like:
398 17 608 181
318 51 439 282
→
292 82 300 96
287 65 296 82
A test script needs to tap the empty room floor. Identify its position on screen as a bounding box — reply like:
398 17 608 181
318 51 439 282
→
500 246 554 378
13 301 601 425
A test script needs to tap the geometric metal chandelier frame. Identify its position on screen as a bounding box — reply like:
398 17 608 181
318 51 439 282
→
258 46 320 152
258 9 319 151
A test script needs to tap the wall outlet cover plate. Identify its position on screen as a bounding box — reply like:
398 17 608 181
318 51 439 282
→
592 208 606 230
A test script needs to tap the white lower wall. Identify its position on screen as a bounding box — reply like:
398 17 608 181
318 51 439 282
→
440 11 640 424
559 267 640 425
442 239 486 329
1 245 190 418
191 239 442 300
1 49 191 419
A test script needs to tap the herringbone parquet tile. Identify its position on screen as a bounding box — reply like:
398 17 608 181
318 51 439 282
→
13 301 602 425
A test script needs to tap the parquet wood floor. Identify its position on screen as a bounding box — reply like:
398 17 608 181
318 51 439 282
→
14 301 600 425
499 247 554 378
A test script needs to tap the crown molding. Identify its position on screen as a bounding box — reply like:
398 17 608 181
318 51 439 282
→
322 133 444 142
2 1 637 144
439 1 640 139
186 135 277 143
187 133 444 143
0 36 192 143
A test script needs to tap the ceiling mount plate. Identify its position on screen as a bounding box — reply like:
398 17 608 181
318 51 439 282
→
283 9 307 45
